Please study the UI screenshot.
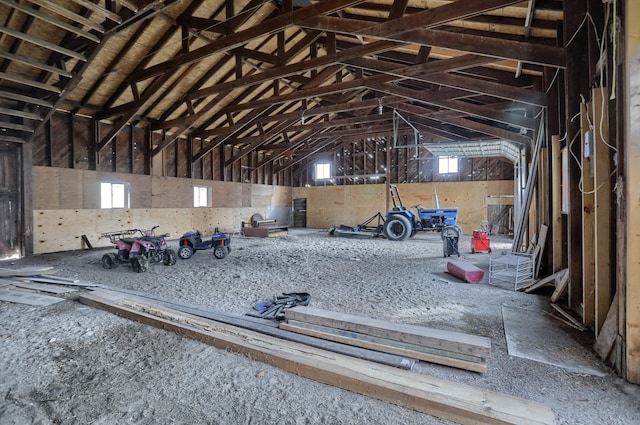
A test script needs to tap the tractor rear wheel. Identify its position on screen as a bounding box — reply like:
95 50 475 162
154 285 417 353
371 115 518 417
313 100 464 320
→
383 215 412 241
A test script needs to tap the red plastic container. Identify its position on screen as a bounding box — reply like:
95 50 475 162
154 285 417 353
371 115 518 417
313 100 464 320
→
447 260 485 283
471 230 491 253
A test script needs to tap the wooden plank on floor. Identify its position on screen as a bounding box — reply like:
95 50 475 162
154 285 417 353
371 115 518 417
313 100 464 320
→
0 266 57 277
0 288 64 306
284 306 491 359
280 320 487 373
79 289 555 425
90 285 415 370
23 276 93 286
12 282 78 294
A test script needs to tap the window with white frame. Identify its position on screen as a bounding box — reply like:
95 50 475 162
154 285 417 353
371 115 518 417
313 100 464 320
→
438 156 459 174
100 182 129 209
315 162 331 179
193 186 211 207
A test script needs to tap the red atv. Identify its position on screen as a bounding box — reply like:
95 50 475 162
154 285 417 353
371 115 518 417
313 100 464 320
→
100 226 177 273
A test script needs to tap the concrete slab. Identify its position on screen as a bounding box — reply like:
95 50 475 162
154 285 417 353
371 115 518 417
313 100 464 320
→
502 305 606 376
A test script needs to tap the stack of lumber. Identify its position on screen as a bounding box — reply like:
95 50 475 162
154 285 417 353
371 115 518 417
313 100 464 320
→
79 288 555 425
0 266 85 306
281 306 491 373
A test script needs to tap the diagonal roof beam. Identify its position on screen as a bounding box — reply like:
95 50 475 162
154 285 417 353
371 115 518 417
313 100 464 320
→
357 0 525 38
133 0 367 82
299 16 565 68
186 40 398 101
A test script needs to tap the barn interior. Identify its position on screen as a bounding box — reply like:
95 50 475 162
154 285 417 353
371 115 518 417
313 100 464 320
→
1 1 639 423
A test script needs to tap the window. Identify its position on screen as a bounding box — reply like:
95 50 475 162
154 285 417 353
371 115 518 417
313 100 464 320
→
315 163 331 179
100 182 129 208
194 186 211 207
438 156 458 174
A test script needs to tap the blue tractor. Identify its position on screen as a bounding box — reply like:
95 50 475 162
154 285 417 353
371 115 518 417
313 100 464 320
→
383 185 462 244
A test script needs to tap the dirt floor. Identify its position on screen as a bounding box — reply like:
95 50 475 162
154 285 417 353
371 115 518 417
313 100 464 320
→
1 229 639 425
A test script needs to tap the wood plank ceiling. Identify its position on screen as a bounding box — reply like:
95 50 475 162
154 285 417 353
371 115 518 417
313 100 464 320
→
0 0 564 173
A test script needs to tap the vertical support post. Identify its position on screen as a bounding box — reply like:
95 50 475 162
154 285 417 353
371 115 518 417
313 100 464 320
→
581 101 596 326
551 135 563 272
563 0 590 311
592 87 613 334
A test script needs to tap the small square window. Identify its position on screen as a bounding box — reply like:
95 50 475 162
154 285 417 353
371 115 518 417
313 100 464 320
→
315 163 331 179
438 156 458 174
101 182 130 209
194 186 211 207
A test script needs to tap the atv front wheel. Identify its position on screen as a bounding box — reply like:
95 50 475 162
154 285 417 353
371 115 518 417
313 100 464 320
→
178 245 194 259
132 256 148 273
163 249 177 265
101 253 118 269
213 245 227 259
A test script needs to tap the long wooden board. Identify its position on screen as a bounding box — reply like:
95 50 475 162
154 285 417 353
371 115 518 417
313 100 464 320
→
0 288 64 306
0 266 57 277
11 282 78 294
79 289 554 425
285 306 491 358
280 320 487 373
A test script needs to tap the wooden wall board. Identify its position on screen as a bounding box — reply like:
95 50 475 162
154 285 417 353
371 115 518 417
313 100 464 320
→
81 170 100 209
50 113 72 169
80 289 555 425
72 114 91 171
115 126 130 174
625 0 640 383
151 176 192 208
58 168 84 209
132 126 148 175
32 167 60 210
211 180 243 208
127 173 153 209
298 182 513 233
592 88 613 335
32 207 259 254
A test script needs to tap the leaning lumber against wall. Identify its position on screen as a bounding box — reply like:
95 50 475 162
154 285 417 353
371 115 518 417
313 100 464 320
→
79 289 554 425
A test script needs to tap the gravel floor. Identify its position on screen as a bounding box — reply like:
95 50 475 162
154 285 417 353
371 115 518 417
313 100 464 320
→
1 229 638 425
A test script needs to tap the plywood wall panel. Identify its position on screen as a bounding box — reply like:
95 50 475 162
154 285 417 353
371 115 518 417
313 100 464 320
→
211 180 243 207
58 168 83 209
33 167 60 210
152 176 191 208
34 209 100 253
298 182 513 233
